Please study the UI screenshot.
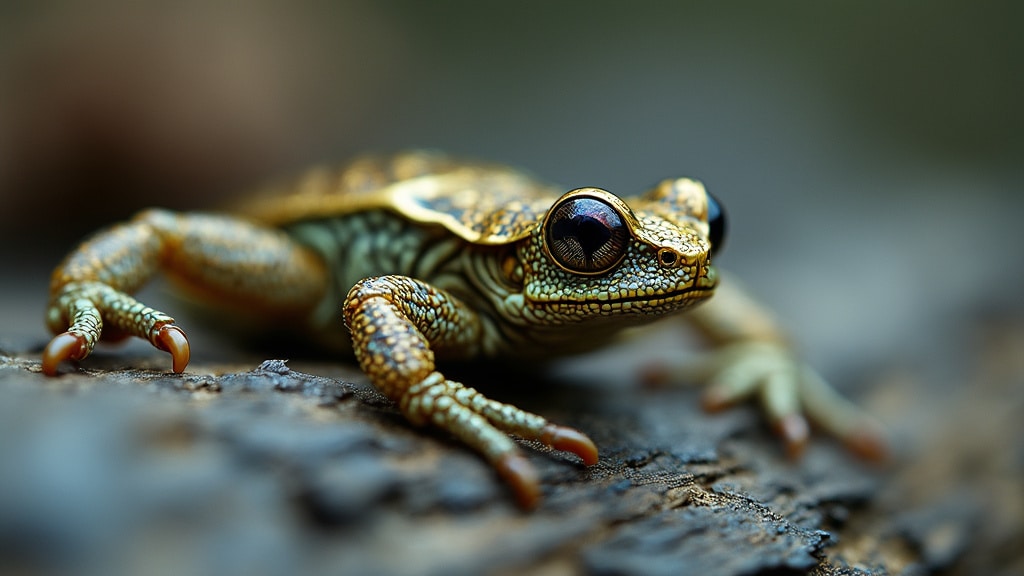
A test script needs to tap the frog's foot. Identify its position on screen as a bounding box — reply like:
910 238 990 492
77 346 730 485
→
695 342 887 461
402 372 598 509
42 282 190 376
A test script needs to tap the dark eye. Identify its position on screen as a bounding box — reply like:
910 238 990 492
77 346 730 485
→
545 196 629 274
706 192 726 255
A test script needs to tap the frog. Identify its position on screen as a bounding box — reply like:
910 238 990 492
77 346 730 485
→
40 150 886 508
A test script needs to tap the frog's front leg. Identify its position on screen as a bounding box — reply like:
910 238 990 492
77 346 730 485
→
43 209 328 375
343 276 598 508
681 275 888 461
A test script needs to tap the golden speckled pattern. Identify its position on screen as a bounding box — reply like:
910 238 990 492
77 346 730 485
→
239 151 561 244
634 178 711 231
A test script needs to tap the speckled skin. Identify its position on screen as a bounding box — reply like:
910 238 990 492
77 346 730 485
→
42 151 886 508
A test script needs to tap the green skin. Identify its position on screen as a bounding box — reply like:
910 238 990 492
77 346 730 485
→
41 152 886 509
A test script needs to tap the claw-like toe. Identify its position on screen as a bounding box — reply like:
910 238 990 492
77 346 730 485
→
844 421 890 463
701 388 735 413
154 325 190 373
774 413 810 460
42 332 87 376
541 424 599 466
495 453 542 510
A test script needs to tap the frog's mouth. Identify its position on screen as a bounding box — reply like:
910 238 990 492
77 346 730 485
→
543 283 715 309
525 265 718 309
608 284 712 305
589 267 719 306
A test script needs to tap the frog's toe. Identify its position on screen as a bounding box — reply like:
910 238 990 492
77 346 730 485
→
541 424 599 465
701 342 787 411
495 453 542 510
842 422 889 462
497 423 599 509
154 324 191 373
760 366 810 458
702 375 759 412
41 332 88 376
774 413 810 459
800 366 889 462
709 359 810 459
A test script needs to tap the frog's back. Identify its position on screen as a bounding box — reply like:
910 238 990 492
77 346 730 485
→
237 151 562 245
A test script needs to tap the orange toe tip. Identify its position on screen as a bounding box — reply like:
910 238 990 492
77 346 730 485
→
495 453 541 510
845 425 890 463
701 392 732 414
542 424 599 466
774 414 810 460
41 332 86 376
155 325 190 373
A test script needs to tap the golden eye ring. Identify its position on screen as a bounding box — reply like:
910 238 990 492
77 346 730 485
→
542 189 631 276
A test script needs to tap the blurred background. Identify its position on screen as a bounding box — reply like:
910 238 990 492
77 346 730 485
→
0 0 1021 573
1 1 1020 361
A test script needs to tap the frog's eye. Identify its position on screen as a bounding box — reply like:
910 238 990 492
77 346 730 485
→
545 196 630 274
706 191 727 256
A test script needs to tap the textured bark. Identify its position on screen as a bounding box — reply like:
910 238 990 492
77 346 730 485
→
0 318 1020 576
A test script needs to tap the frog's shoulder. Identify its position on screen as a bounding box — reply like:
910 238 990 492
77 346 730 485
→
236 151 561 244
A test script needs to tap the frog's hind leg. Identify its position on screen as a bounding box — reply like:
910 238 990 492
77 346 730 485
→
43 209 328 375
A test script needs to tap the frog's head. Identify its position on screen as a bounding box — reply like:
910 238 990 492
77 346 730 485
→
516 178 724 325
